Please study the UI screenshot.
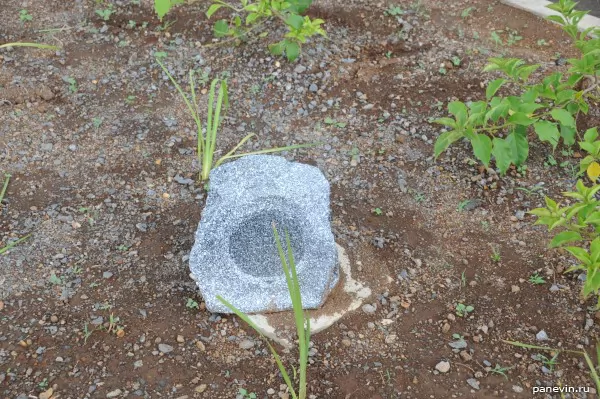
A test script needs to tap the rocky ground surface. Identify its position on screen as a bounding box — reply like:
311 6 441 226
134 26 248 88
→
1 0 600 398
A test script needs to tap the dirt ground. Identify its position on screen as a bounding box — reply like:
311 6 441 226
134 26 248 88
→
1 0 600 398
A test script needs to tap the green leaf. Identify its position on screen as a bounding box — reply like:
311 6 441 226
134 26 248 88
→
246 12 260 25
551 108 576 128
433 117 457 128
591 237 600 263
154 0 172 20
560 124 576 146
285 41 300 62
448 101 468 127
486 78 506 99
434 130 463 158
565 246 591 265
287 0 312 13
206 4 222 18
534 121 560 149
584 127 599 143
492 137 512 174
470 134 492 167
508 112 536 126
213 19 229 37
269 41 285 55
550 231 583 247
506 127 529 166
285 14 304 30
517 64 540 81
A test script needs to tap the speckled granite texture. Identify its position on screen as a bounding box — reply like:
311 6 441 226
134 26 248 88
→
189 155 339 314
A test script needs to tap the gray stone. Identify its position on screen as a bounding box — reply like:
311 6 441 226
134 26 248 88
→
158 343 173 353
189 155 338 314
466 378 480 390
536 330 548 341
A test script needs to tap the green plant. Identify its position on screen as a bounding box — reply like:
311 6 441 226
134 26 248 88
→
530 180 600 306
48 273 62 285
534 352 560 371
455 303 474 317
324 117 346 128
490 364 513 379
186 298 199 309
461 6 474 18
438 66 447 75
238 388 257 399
529 272 546 285
373 207 383 216
92 117 103 129
125 95 137 105
65 77 77 93
490 248 501 262
156 0 325 62
433 0 600 175
95 4 115 21
451 56 461 67
38 378 49 389
578 128 600 181
19 9 33 22
384 5 405 16
156 58 316 181
217 226 310 399
83 322 96 344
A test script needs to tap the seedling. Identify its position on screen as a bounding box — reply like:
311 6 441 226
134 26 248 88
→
83 322 95 343
529 273 545 285
491 364 513 379
451 56 461 67
545 154 558 167
490 248 501 263
534 352 560 371
385 51 392 59
457 199 475 212
157 58 316 181
125 95 137 105
461 7 474 18
92 117 103 129
384 5 405 16
461 270 467 287
218 226 310 399
373 208 383 216
455 303 474 317
154 51 168 60
186 298 199 309
324 117 347 129
19 9 33 22
95 5 114 21
49 273 62 285
127 20 136 29
452 333 465 341
238 388 257 399
413 192 426 203
438 66 447 75
38 378 49 389
490 30 503 46
537 39 548 46
65 77 77 93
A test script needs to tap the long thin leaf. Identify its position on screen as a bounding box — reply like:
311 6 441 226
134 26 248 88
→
216 294 298 399
0 42 58 50
216 143 320 167
156 58 203 142
583 350 600 393
0 234 31 255
0 173 11 204
189 70 203 161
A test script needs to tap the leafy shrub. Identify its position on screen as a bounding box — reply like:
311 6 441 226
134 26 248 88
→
154 0 325 61
433 0 599 175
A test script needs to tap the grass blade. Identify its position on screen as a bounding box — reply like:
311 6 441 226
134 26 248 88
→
0 173 11 204
0 42 58 50
583 350 600 393
218 142 321 164
217 294 298 399
0 234 32 255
